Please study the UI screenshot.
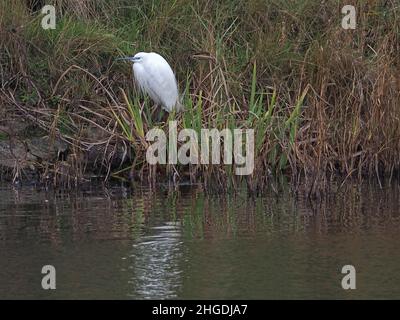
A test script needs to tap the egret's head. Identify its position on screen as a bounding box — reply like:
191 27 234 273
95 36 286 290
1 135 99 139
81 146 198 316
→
131 52 147 63
116 52 147 63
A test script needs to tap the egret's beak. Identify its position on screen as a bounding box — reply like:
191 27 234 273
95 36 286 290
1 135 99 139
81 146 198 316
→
115 56 139 63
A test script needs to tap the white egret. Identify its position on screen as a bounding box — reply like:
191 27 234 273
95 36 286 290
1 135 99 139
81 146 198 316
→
117 52 183 113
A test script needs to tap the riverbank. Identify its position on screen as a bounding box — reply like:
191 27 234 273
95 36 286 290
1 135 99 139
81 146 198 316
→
1 1 399 192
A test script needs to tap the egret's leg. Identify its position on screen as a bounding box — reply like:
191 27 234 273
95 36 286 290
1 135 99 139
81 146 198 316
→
157 109 165 123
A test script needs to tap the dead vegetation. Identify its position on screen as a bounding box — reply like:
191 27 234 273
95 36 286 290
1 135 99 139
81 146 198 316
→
0 0 399 194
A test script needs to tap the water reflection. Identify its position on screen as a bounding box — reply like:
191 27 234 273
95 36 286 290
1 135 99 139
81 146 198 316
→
127 222 183 299
0 182 400 299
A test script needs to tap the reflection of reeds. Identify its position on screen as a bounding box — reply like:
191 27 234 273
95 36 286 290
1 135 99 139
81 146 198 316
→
1 1 399 193
3 182 399 244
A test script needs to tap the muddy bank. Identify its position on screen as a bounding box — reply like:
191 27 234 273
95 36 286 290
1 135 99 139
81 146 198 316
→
0 120 128 184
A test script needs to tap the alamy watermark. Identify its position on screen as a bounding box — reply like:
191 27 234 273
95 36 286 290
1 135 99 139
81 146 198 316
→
41 265 56 290
342 5 356 29
341 265 356 290
41 5 56 30
145 121 254 175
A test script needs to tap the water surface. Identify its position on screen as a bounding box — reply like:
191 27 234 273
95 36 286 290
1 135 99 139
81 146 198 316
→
0 182 399 299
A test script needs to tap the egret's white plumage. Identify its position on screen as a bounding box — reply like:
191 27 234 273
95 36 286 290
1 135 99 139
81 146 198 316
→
118 52 182 113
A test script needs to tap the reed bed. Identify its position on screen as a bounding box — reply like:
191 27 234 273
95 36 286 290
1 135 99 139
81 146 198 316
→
0 0 399 194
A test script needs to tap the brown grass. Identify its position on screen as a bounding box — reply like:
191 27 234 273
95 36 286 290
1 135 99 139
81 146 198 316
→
0 0 399 195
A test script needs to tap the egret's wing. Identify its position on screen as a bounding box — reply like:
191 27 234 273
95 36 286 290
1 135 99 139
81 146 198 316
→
133 64 161 104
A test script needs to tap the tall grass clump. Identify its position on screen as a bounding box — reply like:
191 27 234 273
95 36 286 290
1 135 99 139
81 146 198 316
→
0 0 399 193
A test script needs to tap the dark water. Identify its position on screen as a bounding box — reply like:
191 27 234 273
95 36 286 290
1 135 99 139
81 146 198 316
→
0 182 400 299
